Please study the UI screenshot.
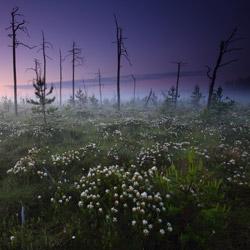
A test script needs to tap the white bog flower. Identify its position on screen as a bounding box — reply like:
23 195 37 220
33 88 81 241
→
143 229 149 235
10 236 15 241
81 192 87 198
159 229 165 235
78 201 83 207
132 220 136 226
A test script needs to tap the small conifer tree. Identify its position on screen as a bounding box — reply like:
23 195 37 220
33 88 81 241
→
27 77 55 125
75 88 88 109
190 85 204 106
168 85 177 107
89 94 98 107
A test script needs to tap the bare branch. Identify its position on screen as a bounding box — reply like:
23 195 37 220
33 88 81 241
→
15 20 25 32
218 59 239 68
224 48 243 54
16 42 36 49
204 65 212 80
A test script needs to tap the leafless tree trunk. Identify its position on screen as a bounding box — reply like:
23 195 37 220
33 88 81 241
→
144 89 153 107
131 74 136 106
37 31 52 119
171 61 187 108
114 15 131 111
39 31 52 85
26 58 41 82
6 7 35 116
67 41 84 107
205 28 242 110
59 49 63 106
98 69 102 106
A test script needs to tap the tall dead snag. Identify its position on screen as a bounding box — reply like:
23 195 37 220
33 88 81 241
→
205 28 242 110
131 74 136 106
114 15 131 111
59 49 64 106
98 69 103 106
6 7 35 116
171 61 187 108
38 31 53 85
36 31 52 112
144 89 153 107
67 41 84 107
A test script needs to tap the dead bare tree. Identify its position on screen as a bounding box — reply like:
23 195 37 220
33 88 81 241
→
131 74 136 106
59 49 64 106
114 15 131 111
144 89 153 108
6 7 36 116
67 41 85 107
26 58 42 82
171 61 187 108
205 28 242 110
36 31 53 112
38 31 53 85
97 69 103 106
81 77 88 96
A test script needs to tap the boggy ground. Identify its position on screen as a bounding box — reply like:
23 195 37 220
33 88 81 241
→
0 105 249 249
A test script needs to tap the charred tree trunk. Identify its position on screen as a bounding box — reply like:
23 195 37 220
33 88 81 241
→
115 17 121 111
42 31 46 84
98 69 102 106
67 41 84 108
7 7 35 116
171 61 187 108
114 15 131 111
144 89 153 107
205 28 242 110
11 20 18 116
72 41 75 107
132 74 136 106
59 49 63 106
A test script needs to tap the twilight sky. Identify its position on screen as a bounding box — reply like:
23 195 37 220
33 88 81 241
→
0 0 249 101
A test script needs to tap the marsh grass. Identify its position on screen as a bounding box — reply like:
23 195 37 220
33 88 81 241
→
0 104 249 249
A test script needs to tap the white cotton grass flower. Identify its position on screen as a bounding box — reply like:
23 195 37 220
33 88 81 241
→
78 201 83 207
10 236 15 241
50 198 55 203
143 229 149 235
81 192 87 198
159 229 165 235
37 195 41 199
132 220 136 226
72 236 76 239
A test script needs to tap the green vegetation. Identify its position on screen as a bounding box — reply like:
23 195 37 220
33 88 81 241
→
0 102 249 249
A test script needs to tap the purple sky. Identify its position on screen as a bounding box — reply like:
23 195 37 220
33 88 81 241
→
0 0 249 100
